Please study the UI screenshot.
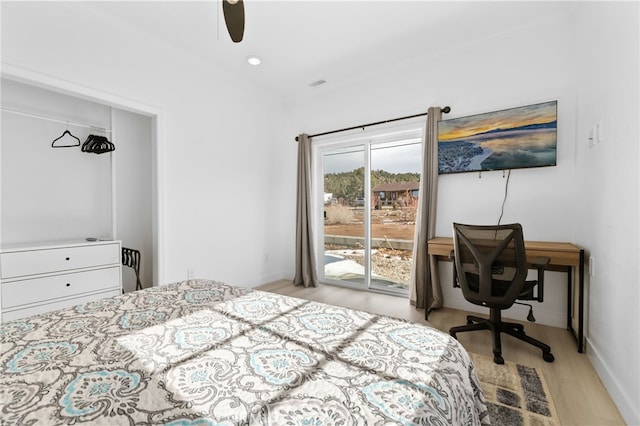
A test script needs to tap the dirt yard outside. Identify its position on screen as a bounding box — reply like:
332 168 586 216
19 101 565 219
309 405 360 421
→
324 206 416 240
324 207 416 287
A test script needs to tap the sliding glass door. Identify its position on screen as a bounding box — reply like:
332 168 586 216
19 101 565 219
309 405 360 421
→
322 144 367 287
315 125 423 296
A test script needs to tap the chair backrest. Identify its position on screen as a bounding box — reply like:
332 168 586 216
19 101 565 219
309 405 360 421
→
453 223 528 310
121 247 140 274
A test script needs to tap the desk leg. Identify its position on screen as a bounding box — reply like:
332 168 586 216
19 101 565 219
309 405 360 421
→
424 288 429 320
567 266 573 333
578 249 585 353
424 259 429 321
567 251 585 353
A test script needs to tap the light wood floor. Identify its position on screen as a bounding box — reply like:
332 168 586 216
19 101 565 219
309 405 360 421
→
256 280 625 426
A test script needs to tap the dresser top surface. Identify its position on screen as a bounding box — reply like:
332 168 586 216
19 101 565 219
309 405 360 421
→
2 239 121 252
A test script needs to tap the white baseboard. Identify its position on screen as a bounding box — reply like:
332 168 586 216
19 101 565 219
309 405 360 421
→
245 272 288 288
586 338 639 425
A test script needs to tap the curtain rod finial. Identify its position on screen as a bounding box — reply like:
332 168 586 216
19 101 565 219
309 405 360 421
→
442 106 451 114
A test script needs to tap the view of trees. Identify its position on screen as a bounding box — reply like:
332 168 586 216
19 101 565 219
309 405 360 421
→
324 167 420 203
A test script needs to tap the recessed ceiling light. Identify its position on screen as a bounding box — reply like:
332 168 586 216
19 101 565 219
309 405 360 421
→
247 56 261 66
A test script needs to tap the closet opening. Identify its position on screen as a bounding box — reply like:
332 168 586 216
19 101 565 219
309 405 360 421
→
0 69 164 291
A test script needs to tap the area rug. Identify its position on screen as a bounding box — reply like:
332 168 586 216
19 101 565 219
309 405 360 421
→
470 352 560 426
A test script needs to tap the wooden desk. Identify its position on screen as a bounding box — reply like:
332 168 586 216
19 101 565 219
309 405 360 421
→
428 237 586 352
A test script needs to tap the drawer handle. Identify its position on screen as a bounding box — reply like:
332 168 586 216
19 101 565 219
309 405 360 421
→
66 283 71 287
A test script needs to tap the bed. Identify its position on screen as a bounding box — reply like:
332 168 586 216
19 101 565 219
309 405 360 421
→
1 279 489 425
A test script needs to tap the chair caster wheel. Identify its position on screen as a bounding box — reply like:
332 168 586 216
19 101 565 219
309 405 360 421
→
543 352 555 362
493 354 504 364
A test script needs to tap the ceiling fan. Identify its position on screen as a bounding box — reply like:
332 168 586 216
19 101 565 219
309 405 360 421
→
222 0 245 43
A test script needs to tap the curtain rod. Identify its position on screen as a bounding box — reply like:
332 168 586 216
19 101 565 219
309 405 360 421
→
294 106 450 141
1 107 112 133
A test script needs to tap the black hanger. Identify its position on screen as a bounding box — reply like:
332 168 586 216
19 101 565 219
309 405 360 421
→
51 129 81 148
81 134 115 154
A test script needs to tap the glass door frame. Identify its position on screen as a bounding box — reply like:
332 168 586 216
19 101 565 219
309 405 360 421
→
311 119 424 296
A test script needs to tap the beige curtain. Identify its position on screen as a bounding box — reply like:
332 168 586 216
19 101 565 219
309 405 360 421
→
293 134 318 287
410 107 443 317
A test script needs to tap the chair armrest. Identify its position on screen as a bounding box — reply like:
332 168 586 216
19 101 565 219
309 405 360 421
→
530 256 550 303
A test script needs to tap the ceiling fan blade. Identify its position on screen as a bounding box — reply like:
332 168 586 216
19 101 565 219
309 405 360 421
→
222 0 245 43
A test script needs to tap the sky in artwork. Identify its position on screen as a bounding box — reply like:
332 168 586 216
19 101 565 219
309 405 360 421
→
438 101 557 142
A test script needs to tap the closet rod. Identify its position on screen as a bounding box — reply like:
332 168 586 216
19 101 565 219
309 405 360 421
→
1 107 112 133
294 106 451 141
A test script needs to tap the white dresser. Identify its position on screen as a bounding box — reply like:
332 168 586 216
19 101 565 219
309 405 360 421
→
0 240 122 322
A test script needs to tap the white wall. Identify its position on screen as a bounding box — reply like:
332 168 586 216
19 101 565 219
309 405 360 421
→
282 13 578 328
574 3 639 424
1 2 285 287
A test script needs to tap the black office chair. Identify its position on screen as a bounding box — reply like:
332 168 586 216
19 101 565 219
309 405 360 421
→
449 223 554 364
122 247 143 291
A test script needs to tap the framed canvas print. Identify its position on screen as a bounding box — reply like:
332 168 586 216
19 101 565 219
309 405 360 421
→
438 101 557 174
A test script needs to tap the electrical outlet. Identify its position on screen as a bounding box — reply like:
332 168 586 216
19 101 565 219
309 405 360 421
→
187 268 196 279
595 123 603 144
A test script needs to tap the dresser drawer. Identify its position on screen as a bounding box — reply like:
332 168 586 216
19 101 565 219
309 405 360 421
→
2 266 121 309
2 289 122 322
1 243 120 279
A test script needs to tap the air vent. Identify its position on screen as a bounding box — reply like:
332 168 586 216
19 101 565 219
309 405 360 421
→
308 79 327 87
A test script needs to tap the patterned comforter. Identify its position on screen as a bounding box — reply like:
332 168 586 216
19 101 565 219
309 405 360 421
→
1 280 489 425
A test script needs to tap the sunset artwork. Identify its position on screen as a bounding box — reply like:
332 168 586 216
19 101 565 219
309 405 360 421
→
437 101 557 174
